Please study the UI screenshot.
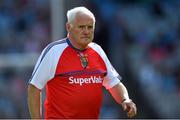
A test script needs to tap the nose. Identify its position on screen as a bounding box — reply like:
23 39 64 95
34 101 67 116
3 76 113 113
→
83 27 90 35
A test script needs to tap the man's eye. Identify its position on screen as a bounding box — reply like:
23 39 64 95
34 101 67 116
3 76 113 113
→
79 26 85 29
88 26 93 29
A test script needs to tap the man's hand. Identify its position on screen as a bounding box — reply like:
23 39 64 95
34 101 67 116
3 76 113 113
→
121 99 137 118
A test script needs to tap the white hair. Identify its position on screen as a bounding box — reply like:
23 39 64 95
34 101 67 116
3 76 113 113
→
67 6 96 24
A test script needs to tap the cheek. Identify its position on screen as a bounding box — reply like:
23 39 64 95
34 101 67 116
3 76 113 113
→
72 30 80 37
90 31 94 36
74 29 81 35
91 30 94 34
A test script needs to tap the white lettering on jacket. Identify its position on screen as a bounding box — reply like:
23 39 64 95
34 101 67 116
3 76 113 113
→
69 76 102 86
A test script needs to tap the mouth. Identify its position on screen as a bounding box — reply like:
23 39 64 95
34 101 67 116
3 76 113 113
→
81 37 91 41
81 36 90 39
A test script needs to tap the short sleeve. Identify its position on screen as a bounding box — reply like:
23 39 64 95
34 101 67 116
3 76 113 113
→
89 43 121 89
29 41 68 90
101 50 121 89
29 47 56 90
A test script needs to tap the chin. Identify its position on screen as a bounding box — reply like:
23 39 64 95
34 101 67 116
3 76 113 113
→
80 41 90 48
82 43 89 47
81 39 91 43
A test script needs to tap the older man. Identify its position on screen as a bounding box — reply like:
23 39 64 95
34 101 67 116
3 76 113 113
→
28 6 137 119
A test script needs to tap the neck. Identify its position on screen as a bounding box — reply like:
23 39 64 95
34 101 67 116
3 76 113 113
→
67 38 87 51
67 37 87 50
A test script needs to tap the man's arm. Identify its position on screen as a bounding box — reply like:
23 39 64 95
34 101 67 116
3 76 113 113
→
28 84 42 119
109 82 137 118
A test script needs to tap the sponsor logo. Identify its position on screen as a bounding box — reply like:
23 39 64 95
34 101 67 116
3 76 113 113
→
69 76 102 86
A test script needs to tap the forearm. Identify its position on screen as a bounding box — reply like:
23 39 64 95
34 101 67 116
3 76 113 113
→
28 84 42 119
109 82 130 104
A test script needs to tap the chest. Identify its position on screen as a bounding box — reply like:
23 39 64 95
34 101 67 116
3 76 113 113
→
55 47 107 77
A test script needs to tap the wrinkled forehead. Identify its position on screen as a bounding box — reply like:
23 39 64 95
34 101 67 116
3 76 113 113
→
74 12 95 23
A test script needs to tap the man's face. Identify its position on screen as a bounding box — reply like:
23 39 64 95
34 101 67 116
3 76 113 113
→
67 13 95 49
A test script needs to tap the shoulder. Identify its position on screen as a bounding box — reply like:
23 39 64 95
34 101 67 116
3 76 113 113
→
89 42 102 50
88 42 108 57
39 38 68 60
45 38 67 50
43 38 68 53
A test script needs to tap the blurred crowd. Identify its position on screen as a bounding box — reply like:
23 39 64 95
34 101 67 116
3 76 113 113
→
90 0 180 118
0 0 50 54
0 0 50 118
0 0 179 118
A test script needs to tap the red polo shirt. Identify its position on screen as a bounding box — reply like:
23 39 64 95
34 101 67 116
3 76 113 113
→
29 38 121 119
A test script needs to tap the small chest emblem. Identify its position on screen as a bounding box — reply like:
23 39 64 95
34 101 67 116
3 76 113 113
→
78 52 88 69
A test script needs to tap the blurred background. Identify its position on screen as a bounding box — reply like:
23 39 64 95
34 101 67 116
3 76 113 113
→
0 0 179 118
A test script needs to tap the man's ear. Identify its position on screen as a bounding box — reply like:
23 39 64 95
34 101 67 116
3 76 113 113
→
66 22 71 32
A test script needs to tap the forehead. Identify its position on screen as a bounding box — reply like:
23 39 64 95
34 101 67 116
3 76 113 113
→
74 13 94 25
